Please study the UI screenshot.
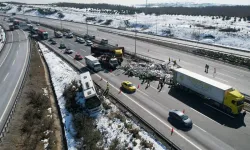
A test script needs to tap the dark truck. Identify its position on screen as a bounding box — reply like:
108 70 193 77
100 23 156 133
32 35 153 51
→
9 24 14 31
91 44 124 63
99 55 119 70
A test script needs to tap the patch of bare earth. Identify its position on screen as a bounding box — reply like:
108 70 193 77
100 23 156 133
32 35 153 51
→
0 40 63 150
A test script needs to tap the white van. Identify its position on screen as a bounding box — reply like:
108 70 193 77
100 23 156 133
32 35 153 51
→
85 55 102 72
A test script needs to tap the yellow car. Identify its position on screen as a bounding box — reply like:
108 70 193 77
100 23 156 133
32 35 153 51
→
121 81 136 93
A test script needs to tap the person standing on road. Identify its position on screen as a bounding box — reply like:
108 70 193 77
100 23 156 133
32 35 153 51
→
157 78 162 89
103 81 109 96
213 67 216 77
207 65 209 73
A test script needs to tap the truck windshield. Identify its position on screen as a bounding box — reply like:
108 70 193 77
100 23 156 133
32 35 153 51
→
236 100 244 106
110 60 118 64
94 64 101 68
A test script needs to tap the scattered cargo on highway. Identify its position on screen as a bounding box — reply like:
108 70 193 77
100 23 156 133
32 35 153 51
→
119 60 179 82
172 68 245 115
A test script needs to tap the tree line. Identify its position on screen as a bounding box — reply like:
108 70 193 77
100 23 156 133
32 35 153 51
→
53 3 250 18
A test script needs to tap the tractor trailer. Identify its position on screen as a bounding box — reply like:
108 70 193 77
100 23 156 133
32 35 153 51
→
172 68 244 115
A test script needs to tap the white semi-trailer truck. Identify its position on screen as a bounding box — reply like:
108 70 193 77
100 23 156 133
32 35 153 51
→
172 68 244 115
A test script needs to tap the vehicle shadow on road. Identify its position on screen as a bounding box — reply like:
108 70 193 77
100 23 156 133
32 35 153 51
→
168 88 246 129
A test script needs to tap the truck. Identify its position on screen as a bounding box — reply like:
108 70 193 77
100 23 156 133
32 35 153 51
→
85 55 102 72
37 29 49 40
91 44 124 63
13 20 20 29
172 68 245 115
99 55 119 70
27 24 33 31
79 72 102 117
9 24 14 31
54 30 63 38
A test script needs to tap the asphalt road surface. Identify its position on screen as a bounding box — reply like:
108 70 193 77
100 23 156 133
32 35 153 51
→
0 21 30 132
35 25 250 150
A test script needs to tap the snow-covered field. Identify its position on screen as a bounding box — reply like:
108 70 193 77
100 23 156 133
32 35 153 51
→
0 26 6 52
38 42 167 149
2 4 250 51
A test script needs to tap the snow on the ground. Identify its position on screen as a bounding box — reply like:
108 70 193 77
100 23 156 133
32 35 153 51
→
41 138 49 149
97 98 167 149
3 3 250 51
38 42 167 149
0 26 6 51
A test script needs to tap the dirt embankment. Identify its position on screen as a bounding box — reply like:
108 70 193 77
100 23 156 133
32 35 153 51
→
0 40 63 150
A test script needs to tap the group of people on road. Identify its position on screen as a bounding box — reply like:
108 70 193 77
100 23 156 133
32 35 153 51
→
205 64 217 77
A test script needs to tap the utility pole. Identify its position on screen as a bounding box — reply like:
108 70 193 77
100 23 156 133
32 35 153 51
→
86 20 89 35
60 18 62 29
134 14 137 55
145 0 148 15
156 16 158 35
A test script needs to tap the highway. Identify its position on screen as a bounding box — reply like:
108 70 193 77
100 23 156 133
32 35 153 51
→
0 20 30 132
14 14 250 95
36 25 250 150
14 14 250 57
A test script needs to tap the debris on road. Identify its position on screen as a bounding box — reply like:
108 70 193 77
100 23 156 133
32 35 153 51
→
119 59 181 84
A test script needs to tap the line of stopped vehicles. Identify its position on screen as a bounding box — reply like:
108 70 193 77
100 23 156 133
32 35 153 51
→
7 18 247 129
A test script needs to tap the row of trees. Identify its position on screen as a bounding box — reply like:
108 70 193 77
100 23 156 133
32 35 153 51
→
54 3 250 18
54 3 138 14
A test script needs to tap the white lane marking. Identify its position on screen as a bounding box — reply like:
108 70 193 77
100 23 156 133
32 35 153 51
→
80 49 86 52
222 69 244 77
69 43 74 47
137 89 150 97
216 77 228 83
0 30 29 124
217 72 236 79
12 59 16 66
16 50 19 55
3 72 9 82
0 31 13 68
204 103 234 118
194 124 207 133
190 107 219 125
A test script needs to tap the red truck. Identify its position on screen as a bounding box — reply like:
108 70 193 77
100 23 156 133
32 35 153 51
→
37 29 49 40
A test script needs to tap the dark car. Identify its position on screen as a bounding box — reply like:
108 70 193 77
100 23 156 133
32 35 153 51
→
66 33 73 38
59 43 66 49
169 109 192 128
48 37 53 41
51 40 57 45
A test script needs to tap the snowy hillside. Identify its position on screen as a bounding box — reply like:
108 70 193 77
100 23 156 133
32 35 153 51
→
2 3 250 51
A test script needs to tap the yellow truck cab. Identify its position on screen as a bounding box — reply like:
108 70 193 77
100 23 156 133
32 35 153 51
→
224 89 245 114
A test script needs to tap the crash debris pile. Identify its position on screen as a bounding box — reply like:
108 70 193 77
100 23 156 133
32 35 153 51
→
119 60 181 83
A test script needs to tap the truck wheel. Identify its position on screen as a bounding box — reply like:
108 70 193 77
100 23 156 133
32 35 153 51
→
226 107 232 114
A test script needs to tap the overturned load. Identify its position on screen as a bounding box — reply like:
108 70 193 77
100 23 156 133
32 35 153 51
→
119 60 181 83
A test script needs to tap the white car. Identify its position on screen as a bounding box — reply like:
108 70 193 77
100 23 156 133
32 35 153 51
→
86 40 93 46
64 47 73 54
